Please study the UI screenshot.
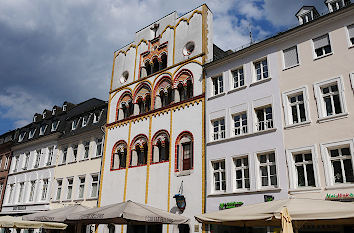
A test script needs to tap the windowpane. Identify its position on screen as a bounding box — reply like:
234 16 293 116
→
344 159 354 182
333 94 342 114
296 165 305 187
306 164 316 186
333 161 343 183
324 96 333 116
270 175 277 186
269 153 275 162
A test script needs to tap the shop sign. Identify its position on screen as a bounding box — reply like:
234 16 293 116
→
219 201 243 210
173 194 186 212
13 206 26 210
264 195 274 202
325 193 354 201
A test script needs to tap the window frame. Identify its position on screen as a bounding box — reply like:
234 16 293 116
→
232 112 248 136
253 57 269 82
90 174 99 198
175 132 194 173
255 151 278 189
28 180 36 202
350 72 354 92
232 155 250 191
96 137 103 157
312 33 333 60
211 75 224 96
83 141 90 159
56 179 62 201
346 24 354 48
282 86 311 127
51 120 60 132
286 145 320 190
231 66 245 89
313 76 347 121
78 176 86 199
254 105 274 132
320 139 354 187
211 159 226 193
211 118 226 141
41 179 49 201
282 45 300 70
66 177 74 200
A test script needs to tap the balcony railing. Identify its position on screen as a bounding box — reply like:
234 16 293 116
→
256 119 273 131
213 131 226 141
233 125 248 136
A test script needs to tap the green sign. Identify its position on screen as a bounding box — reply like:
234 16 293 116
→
219 201 243 209
326 193 354 200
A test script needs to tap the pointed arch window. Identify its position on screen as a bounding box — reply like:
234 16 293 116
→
130 135 148 167
112 141 127 170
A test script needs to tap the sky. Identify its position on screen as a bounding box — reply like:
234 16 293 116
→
0 0 328 134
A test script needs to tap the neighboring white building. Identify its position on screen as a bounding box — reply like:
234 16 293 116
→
99 4 213 233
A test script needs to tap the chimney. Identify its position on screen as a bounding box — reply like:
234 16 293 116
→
295 6 319 25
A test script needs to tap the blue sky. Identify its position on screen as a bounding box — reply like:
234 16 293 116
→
0 0 328 135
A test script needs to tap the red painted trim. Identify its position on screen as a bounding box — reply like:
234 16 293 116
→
110 140 127 171
150 160 169 165
132 82 152 104
116 91 133 121
152 76 173 109
107 94 204 127
173 69 194 88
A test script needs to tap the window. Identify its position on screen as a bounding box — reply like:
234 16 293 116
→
66 178 73 200
4 157 9 170
233 113 247 136
82 115 89 127
254 58 269 81
18 182 24 203
18 132 26 142
83 141 90 159
301 12 313 24
52 108 56 115
47 147 54 165
212 118 225 141
212 76 223 96
321 84 342 116
313 34 332 58
62 147 68 164
29 181 36 202
152 133 170 163
34 150 41 168
348 24 354 46
73 145 78 161
283 46 299 69
51 121 60 132
212 160 226 192
72 119 79 130
62 104 67 111
329 146 354 184
8 184 14 203
282 87 310 126
293 152 316 187
41 179 48 201
255 106 273 131
93 110 103 123
330 0 344 11
23 153 30 170
0 183 3 197
56 179 62 201
39 125 47 136
13 156 19 172
90 174 99 198
234 157 250 190
289 93 307 124
78 176 85 199
96 138 103 157
258 152 277 187
231 68 244 89
29 128 36 139
112 142 127 170
175 133 193 172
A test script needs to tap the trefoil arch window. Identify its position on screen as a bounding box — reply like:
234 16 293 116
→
112 141 127 170
130 135 148 167
152 131 170 163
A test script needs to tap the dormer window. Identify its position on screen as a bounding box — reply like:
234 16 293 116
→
51 121 60 132
63 104 67 111
52 108 56 115
18 132 26 142
43 112 47 118
93 110 103 123
33 116 37 122
326 0 349 12
301 13 312 24
296 6 319 25
72 119 79 130
29 129 36 139
39 125 47 136
82 115 89 127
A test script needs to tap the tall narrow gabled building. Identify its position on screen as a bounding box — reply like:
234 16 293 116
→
99 4 213 233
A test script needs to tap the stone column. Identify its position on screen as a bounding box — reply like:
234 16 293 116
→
133 103 140 115
155 96 162 109
152 146 160 163
131 150 138 166
174 89 180 102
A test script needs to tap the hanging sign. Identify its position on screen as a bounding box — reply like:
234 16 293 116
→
219 201 243 210
264 195 274 202
173 194 186 212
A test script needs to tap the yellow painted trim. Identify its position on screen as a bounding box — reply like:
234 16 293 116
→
97 93 112 207
160 25 174 37
110 53 117 93
107 97 203 130
175 10 203 28
110 54 204 94
201 5 208 65
123 121 132 201
115 39 148 57
133 45 139 81
131 79 153 96
172 60 203 77
145 116 153 204
152 71 173 87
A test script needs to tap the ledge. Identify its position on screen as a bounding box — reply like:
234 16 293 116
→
227 85 247 94
68 161 77 164
85 197 98 201
313 52 333 61
207 128 277 146
207 93 226 101
79 158 89 162
207 187 281 197
317 112 348 123
61 199 72 203
282 64 300 71
288 187 322 193
175 170 192 177
9 165 55 175
249 77 272 87
284 121 311 130
325 184 354 190
91 156 102 160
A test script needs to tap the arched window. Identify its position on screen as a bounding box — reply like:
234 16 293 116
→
117 92 134 121
186 80 193 99
145 61 152 76
153 77 173 109
152 57 159 73
160 53 167 70
152 131 170 163
133 82 152 115
177 83 186 101
173 70 193 102
112 141 127 170
130 135 148 167
175 132 193 172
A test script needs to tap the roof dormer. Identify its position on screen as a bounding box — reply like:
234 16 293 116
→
296 6 320 25
33 113 42 123
42 109 51 119
325 0 350 12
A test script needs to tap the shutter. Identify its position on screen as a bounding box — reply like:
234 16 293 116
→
283 46 299 68
313 34 330 49
348 25 354 39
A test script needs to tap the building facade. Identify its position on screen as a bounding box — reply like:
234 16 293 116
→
99 5 213 233
51 98 106 211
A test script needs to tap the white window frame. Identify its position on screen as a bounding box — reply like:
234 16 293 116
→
4 157 9 169
39 125 47 136
82 115 89 127
41 179 49 201
282 86 311 127
72 119 79 130
17 182 24 203
96 137 103 157
232 155 250 191
232 112 248 136
211 160 226 193
66 177 74 200
28 180 36 202
286 145 320 190
62 147 68 164
72 145 78 161
211 118 226 141
312 34 333 59
51 120 60 132
13 156 19 172
346 24 354 48
78 176 86 199
34 150 41 168
90 174 99 198
8 184 14 204
18 132 26 142
282 45 299 70
255 151 278 189
28 129 36 139
93 110 103 123
320 139 354 187
350 72 354 91
254 105 273 132
56 179 62 201
83 141 90 159
313 76 347 121
23 152 30 170
231 66 245 89
211 75 224 96
47 147 54 166
253 57 269 82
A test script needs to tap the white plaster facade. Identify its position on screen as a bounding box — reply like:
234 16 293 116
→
99 5 213 233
